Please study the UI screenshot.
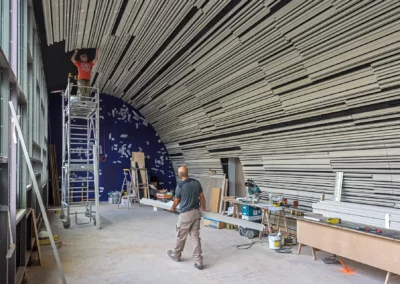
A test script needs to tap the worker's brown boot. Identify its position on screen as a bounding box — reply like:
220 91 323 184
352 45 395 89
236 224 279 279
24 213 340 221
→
167 250 180 262
194 263 203 270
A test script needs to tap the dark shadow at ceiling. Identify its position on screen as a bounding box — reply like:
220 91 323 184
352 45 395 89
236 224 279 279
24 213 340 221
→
33 0 96 92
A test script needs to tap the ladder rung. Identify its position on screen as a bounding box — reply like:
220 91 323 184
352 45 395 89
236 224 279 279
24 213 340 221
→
68 190 95 193
70 142 91 145
69 179 94 182
69 201 94 204
70 126 89 130
69 187 91 189
68 103 96 107
69 116 95 119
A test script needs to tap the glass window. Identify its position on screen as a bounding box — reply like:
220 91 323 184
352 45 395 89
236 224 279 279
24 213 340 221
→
0 1 2 45
16 102 24 209
0 0 10 60
18 0 25 84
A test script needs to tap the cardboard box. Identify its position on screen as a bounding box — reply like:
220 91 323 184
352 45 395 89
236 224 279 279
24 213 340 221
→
203 218 226 229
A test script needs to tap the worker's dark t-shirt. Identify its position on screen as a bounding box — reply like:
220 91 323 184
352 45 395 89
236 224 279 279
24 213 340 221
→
175 178 203 213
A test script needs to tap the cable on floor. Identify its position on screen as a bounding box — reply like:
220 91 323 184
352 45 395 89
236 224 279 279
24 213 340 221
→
275 246 292 254
234 240 268 250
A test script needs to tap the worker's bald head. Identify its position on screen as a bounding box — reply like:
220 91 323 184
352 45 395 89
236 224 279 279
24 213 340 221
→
178 166 189 179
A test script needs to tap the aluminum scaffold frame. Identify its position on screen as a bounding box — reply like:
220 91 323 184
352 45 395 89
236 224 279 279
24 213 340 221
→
60 76 101 229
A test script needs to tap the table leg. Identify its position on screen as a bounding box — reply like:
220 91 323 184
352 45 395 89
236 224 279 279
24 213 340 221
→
234 204 240 230
276 210 282 232
385 272 391 284
282 209 289 233
235 204 240 219
265 210 272 234
312 247 317 261
297 243 303 255
259 209 266 239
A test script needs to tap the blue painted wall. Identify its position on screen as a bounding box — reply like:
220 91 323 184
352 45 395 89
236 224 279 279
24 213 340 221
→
48 94 176 202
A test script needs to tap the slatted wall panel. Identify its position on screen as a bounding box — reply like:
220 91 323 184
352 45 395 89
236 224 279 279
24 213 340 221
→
43 0 400 209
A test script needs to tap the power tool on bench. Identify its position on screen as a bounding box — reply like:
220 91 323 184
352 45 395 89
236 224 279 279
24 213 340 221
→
244 179 261 203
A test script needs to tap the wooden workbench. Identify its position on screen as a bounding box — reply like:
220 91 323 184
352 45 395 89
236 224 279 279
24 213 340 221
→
222 198 288 239
297 216 400 284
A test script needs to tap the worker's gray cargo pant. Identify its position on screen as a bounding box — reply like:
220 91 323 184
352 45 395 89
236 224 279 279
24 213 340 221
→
173 209 203 265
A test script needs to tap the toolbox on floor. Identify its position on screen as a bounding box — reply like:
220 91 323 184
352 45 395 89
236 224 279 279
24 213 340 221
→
241 205 262 220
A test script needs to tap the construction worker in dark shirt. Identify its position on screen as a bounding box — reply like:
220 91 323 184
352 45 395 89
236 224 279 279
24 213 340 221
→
167 166 206 270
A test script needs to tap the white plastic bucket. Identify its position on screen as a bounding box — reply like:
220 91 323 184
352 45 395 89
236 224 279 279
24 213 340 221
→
268 234 281 250
121 197 128 205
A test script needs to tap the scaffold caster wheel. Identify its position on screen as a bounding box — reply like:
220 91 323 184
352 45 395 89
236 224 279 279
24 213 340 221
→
63 220 71 229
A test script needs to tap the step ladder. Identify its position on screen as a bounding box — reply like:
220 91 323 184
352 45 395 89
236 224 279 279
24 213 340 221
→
132 167 150 200
117 169 139 209
60 76 101 229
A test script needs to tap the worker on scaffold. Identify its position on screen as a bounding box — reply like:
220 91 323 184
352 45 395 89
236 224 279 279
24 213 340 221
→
71 48 98 96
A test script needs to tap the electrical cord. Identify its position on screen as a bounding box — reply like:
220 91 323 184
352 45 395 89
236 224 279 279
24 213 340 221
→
275 246 292 254
234 241 293 254
234 240 268 250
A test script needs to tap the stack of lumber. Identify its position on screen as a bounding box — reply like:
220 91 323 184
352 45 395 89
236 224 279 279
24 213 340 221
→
197 175 228 213
42 1 400 210
312 201 400 230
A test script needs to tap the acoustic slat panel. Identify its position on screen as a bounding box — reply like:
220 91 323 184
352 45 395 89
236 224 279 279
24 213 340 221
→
42 0 400 210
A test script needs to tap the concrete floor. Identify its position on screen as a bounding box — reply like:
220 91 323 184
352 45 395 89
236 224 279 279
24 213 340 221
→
27 204 392 284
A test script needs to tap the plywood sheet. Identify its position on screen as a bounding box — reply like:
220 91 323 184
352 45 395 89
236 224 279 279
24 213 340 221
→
209 187 221 213
132 152 146 185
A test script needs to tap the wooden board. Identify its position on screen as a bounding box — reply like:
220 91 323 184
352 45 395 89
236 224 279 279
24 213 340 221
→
31 209 42 266
209 187 221 213
131 152 145 168
140 198 265 231
297 219 400 275
131 152 146 192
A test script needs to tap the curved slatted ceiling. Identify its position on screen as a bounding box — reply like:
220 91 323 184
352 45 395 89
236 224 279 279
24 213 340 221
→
42 0 400 210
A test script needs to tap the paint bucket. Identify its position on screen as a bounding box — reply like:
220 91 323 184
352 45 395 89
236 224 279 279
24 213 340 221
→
120 197 128 206
112 192 121 204
268 234 281 250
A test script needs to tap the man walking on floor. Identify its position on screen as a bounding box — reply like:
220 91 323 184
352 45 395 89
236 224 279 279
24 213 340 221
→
71 48 98 96
168 166 206 270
